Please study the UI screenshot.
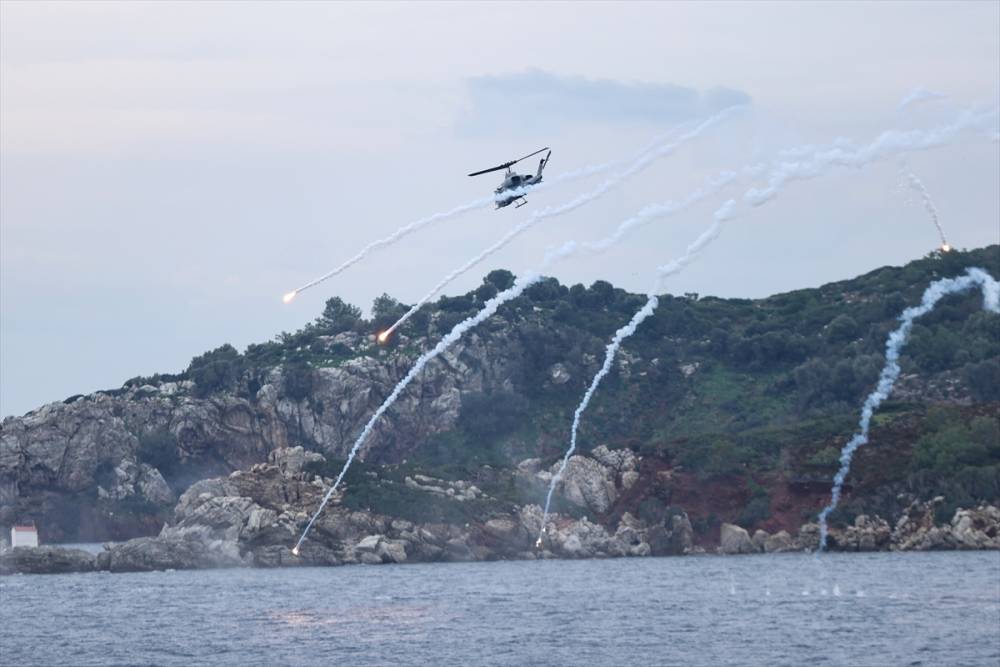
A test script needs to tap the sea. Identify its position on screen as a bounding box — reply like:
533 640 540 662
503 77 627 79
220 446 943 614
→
1 551 998 667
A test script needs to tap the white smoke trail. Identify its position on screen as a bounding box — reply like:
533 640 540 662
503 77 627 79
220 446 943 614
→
294 108 995 550
284 126 684 302
898 163 950 249
537 201 738 543
286 197 493 299
744 108 996 207
817 267 1000 550
538 298 658 540
379 106 745 337
292 259 564 552
294 162 743 548
897 87 947 111
536 108 997 539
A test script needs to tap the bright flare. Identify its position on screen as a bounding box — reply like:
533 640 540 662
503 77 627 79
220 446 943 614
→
291 546 300 556
283 291 297 304
377 331 390 344
941 244 952 253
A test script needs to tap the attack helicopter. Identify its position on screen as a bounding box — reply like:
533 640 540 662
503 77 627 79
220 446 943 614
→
468 147 551 209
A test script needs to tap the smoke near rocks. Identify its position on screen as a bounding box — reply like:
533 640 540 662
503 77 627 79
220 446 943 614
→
818 267 1000 550
294 106 998 551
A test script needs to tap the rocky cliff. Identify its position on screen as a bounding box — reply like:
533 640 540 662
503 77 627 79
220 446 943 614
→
4 445 998 575
0 330 521 540
2 247 998 559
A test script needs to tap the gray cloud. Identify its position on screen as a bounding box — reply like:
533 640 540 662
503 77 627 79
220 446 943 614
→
460 69 750 134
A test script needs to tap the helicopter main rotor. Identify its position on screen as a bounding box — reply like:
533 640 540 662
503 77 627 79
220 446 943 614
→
468 147 550 177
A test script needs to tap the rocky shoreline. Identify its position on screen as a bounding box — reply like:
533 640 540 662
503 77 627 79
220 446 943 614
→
3 446 998 576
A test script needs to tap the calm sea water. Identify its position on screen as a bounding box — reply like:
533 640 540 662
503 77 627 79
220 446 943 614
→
2 552 998 667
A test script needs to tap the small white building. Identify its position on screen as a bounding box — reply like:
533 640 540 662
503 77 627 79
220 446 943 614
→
11 525 38 548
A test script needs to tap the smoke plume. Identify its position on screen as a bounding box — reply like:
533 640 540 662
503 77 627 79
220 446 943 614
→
817 267 1000 550
381 106 744 336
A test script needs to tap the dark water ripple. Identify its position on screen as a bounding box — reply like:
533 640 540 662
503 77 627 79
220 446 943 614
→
1 551 999 667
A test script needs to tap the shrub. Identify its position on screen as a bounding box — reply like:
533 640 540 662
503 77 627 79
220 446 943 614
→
317 297 363 333
910 416 1000 476
458 390 530 440
826 314 859 344
187 344 243 396
965 359 1000 401
371 293 408 330
485 269 515 291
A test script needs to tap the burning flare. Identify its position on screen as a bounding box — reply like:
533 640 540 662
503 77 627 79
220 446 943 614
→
291 546 300 556
941 243 952 253
283 291 297 304
377 331 390 344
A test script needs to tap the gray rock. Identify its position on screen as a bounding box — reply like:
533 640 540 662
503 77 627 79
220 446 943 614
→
107 536 244 572
950 506 1000 549
359 552 383 565
483 516 520 542
549 363 572 385
376 539 407 564
590 445 638 472
516 458 542 475
138 464 176 506
356 535 381 553
763 530 795 553
751 529 770 553
0 546 97 575
268 446 325 475
661 512 694 555
834 515 891 552
552 456 617 514
719 523 755 554
797 523 820 551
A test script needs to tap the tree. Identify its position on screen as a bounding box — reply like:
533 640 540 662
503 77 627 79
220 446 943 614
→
437 294 474 313
371 293 408 330
588 280 615 307
965 359 1000 401
372 293 401 321
317 297 362 333
485 269 515 291
907 325 960 372
187 344 243 396
474 282 498 304
793 358 832 410
826 314 859 344
525 277 562 302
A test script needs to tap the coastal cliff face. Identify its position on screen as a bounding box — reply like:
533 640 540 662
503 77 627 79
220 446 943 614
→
2 248 998 557
0 331 523 540
3 446 998 575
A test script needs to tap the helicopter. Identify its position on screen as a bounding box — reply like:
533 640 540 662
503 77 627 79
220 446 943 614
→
468 147 551 209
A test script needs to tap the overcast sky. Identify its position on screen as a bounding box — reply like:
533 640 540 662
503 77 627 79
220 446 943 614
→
2 1 998 417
